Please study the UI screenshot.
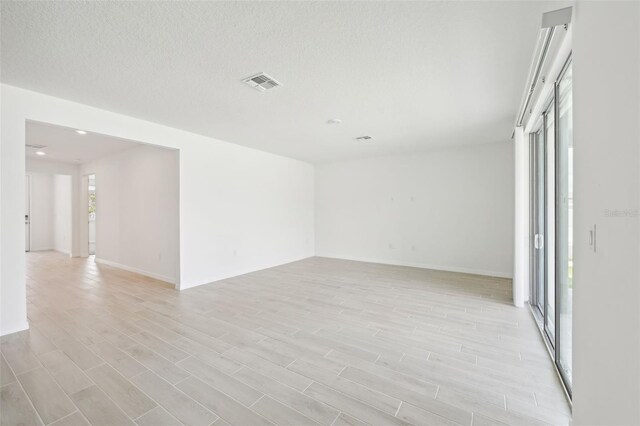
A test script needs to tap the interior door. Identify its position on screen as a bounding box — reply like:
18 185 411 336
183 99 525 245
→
25 175 30 252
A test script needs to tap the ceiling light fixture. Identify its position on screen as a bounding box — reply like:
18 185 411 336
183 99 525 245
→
76 130 87 135
327 119 342 125
35 151 46 156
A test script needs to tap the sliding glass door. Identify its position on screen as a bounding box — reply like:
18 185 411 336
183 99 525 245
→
556 62 573 387
529 59 573 394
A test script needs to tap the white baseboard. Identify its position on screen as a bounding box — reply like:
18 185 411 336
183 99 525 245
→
316 255 513 279
178 254 510 292
28 248 69 255
178 254 314 291
1 320 30 337
94 257 177 285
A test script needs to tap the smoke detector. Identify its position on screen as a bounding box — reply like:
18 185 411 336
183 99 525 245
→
243 73 282 92
356 136 373 141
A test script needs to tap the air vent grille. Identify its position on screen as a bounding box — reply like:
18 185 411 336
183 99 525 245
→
243 73 282 92
26 144 47 149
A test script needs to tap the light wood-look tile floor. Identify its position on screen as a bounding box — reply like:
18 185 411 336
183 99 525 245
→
1 251 571 426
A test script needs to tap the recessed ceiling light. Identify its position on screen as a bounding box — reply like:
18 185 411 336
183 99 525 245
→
356 136 373 141
76 130 87 135
35 151 46 156
327 119 342 125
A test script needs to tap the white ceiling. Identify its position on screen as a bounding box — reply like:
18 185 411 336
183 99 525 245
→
26 121 141 164
2 1 567 164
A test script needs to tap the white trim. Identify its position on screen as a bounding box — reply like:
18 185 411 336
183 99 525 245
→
29 247 54 252
0 321 29 337
29 248 75 255
94 257 177 286
316 255 512 279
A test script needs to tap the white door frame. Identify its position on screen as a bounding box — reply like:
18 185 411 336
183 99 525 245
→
25 174 30 252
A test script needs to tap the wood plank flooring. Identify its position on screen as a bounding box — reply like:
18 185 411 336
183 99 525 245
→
1 251 571 426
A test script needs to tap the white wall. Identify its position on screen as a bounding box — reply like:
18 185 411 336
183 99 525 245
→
1 85 315 335
571 1 640 424
81 144 179 284
53 175 72 254
27 173 54 251
315 142 514 278
512 127 529 306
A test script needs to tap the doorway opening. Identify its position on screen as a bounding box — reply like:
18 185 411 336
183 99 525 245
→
23 172 73 255
24 120 180 288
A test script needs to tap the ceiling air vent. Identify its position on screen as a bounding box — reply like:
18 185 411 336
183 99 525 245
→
356 136 372 141
26 144 47 149
243 73 282 92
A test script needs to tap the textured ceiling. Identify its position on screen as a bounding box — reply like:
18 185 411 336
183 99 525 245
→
2 1 567 163
26 121 142 164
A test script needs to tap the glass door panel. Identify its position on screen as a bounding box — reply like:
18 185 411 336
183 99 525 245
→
544 102 556 344
557 62 573 389
532 130 545 317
